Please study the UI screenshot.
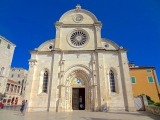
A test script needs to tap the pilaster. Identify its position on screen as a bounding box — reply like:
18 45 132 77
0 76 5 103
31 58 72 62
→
92 53 98 111
94 22 103 49
54 22 63 50
96 52 107 111
118 50 136 112
25 59 37 111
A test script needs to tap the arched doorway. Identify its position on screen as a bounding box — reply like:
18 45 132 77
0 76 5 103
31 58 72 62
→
71 77 85 110
64 69 92 111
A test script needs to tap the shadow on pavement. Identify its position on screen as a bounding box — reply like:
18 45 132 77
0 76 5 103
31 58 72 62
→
107 111 160 120
82 118 121 120
3 105 21 111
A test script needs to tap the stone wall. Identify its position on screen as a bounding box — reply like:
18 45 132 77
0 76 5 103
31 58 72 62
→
145 106 160 116
0 36 16 99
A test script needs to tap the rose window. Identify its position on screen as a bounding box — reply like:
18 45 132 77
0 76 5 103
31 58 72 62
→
70 30 88 47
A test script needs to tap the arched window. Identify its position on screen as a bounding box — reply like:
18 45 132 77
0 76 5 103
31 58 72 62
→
43 71 48 93
0 67 5 76
109 70 115 92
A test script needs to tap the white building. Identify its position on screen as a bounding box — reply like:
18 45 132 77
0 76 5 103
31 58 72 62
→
3 79 22 105
0 36 16 99
9 68 28 96
25 5 135 112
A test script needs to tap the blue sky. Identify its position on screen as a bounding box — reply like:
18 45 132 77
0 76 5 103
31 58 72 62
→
0 0 160 84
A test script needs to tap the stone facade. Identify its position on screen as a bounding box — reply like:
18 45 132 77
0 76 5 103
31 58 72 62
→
3 79 22 105
9 68 28 97
0 36 16 99
25 5 135 112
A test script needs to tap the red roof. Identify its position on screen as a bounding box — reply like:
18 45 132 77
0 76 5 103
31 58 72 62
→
130 66 155 69
8 79 21 85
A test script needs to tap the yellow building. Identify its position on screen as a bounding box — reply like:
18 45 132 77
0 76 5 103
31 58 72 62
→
129 63 160 102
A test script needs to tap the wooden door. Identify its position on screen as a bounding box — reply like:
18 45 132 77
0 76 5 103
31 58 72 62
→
72 88 79 110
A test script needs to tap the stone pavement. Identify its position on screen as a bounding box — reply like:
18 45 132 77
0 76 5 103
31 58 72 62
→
0 106 160 120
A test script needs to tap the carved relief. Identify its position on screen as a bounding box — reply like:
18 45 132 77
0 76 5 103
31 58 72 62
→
72 14 83 23
29 60 37 67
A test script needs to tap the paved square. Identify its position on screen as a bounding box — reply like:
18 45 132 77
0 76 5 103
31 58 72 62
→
0 106 160 120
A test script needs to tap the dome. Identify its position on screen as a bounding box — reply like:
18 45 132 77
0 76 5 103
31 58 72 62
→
59 5 99 24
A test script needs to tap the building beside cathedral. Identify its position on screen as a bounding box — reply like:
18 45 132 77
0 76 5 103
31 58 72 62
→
9 68 28 97
25 5 135 112
0 36 16 100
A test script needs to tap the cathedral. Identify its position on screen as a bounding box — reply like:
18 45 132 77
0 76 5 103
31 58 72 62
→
25 5 135 112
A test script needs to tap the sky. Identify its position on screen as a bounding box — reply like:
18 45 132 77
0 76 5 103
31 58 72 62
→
0 0 160 84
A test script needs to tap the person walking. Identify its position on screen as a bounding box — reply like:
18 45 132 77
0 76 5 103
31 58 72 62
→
20 100 25 113
22 100 28 115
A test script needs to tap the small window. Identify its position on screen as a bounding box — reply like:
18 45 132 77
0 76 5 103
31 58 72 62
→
146 70 152 73
7 44 11 49
0 67 5 76
18 74 20 78
131 77 136 83
11 74 14 77
104 44 109 48
43 71 48 93
109 70 115 92
19 69 20 71
0 39 1 44
12 69 15 71
148 76 154 83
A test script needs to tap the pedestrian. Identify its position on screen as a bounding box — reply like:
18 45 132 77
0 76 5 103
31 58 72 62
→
0 99 4 109
20 100 25 113
22 100 28 115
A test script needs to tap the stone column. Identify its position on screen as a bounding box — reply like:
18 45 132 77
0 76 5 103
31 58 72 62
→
94 22 103 49
8 84 10 92
96 52 107 112
25 59 37 112
19 86 21 95
54 22 62 50
58 74 64 112
118 49 136 112
49 53 60 112
92 53 98 111
58 56 65 112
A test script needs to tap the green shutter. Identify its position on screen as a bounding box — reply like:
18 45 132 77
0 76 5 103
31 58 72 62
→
0 39 1 44
131 77 136 83
148 76 154 83
7 44 11 49
146 70 152 73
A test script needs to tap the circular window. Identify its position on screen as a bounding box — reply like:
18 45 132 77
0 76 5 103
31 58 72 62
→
48 45 53 50
69 30 88 47
104 44 109 48
72 14 83 23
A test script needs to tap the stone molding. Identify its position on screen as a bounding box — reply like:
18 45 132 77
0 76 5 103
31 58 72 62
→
59 5 98 22
37 39 55 51
64 64 92 74
29 59 37 67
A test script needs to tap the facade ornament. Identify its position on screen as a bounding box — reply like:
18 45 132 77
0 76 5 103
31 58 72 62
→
29 59 37 67
73 14 83 23
99 65 103 69
95 26 101 31
92 52 96 63
54 22 63 30
61 60 65 65
76 4 81 12
94 22 102 31
93 70 96 76
60 72 64 77
77 53 80 58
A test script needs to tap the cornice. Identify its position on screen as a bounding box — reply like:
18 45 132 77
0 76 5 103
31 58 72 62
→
0 35 16 47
